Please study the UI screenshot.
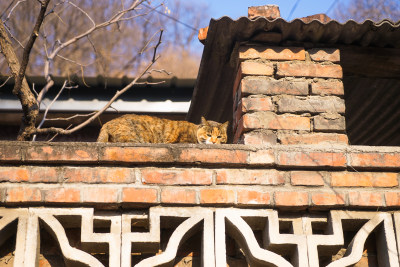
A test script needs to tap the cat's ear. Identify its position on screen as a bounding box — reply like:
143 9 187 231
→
201 116 208 125
220 121 229 130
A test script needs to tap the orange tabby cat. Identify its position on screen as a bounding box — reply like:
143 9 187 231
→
97 114 229 144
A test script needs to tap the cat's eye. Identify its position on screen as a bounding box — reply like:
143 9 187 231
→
217 136 222 138
207 134 211 137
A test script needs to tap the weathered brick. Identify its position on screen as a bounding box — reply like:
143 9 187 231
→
275 191 308 207
277 151 346 168
239 46 305 61
385 192 400 207
0 167 29 182
348 192 383 207
290 171 325 186
237 189 271 206
248 5 281 20
101 147 173 163
179 148 247 165
233 117 245 144
240 61 274 76
44 188 80 203
6 187 42 202
311 192 345 206
278 133 348 145
141 168 212 185
242 97 274 112
242 130 278 145
311 80 344 96
161 188 197 204
308 48 340 63
313 114 346 132
0 143 21 161
331 172 398 187
349 153 400 169
276 62 343 79
122 187 158 203
276 96 345 114
240 78 308 96
200 189 235 204
63 167 133 183
247 149 275 165
25 145 97 163
243 112 310 131
82 187 119 203
30 167 59 183
216 169 284 185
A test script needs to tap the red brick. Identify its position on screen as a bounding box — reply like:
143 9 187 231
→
216 169 284 185
200 189 235 204
26 145 97 162
237 189 271 206
291 171 325 186
122 187 158 203
349 153 400 169
179 149 247 165
242 131 277 145
233 117 245 144
63 167 133 183
141 168 212 185
82 187 119 203
239 46 305 61
161 188 197 204
385 192 400 207
311 192 345 206
276 62 342 79
275 191 308 207
240 61 274 76
311 80 344 96
247 149 275 165
242 97 274 112
279 133 348 145
30 167 58 183
233 65 243 96
243 112 310 131
277 151 346 167
233 104 242 133
44 188 80 203
276 96 345 114
6 187 42 202
0 167 29 182
308 48 340 63
331 172 398 187
348 192 383 207
240 78 308 96
0 143 21 161
101 147 173 163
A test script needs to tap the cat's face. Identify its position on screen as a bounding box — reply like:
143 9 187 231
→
197 117 229 144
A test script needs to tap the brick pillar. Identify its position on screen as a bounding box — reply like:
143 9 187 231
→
233 46 348 145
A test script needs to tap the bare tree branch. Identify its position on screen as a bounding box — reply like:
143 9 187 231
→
32 29 164 137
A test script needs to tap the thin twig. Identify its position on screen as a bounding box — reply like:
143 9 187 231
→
45 111 97 121
32 80 68 141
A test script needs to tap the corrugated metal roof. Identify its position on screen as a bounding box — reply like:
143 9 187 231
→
187 17 400 144
0 75 194 113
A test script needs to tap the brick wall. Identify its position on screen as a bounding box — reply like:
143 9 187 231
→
1 141 399 210
233 45 347 146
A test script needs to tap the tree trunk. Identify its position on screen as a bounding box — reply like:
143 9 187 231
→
0 21 39 141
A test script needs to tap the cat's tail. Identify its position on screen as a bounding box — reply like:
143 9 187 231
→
97 127 109 142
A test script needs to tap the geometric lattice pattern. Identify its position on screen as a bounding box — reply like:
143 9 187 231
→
1 207 400 266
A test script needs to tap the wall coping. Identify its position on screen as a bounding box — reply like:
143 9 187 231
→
0 141 399 170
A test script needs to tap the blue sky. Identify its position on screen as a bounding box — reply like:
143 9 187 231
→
201 0 347 21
